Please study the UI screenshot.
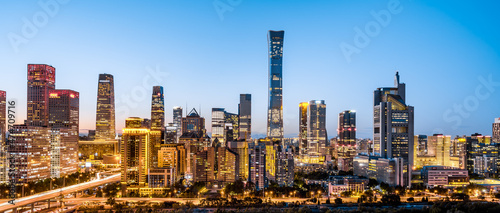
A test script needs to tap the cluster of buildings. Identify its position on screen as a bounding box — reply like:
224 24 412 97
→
1 29 499 198
0 64 79 184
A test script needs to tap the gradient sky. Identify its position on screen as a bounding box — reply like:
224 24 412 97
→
1 0 499 139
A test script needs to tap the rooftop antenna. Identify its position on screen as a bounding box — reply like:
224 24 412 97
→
199 104 202 116
185 102 188 116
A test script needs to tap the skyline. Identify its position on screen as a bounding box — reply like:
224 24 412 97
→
1 1 500 138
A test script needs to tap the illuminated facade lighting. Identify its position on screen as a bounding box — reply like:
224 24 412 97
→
338 110 356 171
0 91 6 183
27 64 55 127
238 94 251 141
95 74 116 140
267 30 284 140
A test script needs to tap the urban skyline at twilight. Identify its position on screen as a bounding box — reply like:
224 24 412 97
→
1 1 500 139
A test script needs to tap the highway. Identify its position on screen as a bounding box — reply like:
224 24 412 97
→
0 173 120 212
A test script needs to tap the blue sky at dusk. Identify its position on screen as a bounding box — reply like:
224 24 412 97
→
1 0 499 139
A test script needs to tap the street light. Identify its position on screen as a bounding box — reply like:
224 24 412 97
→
310 191 314 198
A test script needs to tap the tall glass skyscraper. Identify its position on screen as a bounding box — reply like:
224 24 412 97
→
151 86 165 131
173 106 183 142
373 72 414 186
299 102 308 156
307 100 327 156
95 74 116 140
338 110 356 171
267 30 284 140
0 90 6 184
238 94 251 141
27 64 56 127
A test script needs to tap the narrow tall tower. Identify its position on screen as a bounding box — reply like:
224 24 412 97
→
27 64 56 127
238 94 251 141
267 30 284 140
151 86 165 131
95 74 116 140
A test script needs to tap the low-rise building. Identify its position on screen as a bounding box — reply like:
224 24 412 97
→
421 166 468 188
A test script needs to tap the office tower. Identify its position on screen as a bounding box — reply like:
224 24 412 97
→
165 123 178 143
373 72 414 186
121 117 150 188
249 141 266 190
224 112 238 143
238 94 251 141
299 102 308 156
95 74 116 140
307 100 327 156
267 30 284 140
338 110 356 171
27 64 56 127
193 147 216 184
0 91 6 184
158 143 186 180
265 139 276 182
493 118 500 142
228 141 249 180
48 89 79 177
181 108 205 136
216 147 239 184
8 125 51 183
151 86 165 131
275 145 294 186
462 134 499 175
414 135 454 169
173 107 183 142
211 108 225 143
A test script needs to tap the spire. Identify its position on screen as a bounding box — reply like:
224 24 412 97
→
394 71 400 87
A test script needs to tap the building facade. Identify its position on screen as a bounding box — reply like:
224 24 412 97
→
151 86 165 131
0 91 6 183
267 30 284 140
373 72 414 186
27 64 56 127
95 74 116 140
421 166 468 188
307 100 327 156
121 118 150 188
238 94 251 141
249 141 266 190
338 110 356 171
299 102 308 156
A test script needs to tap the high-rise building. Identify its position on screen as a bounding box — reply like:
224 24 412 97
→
414 135 455 169
224 112 238 143
193 147 216 184
249 141 266 190
0 90 6 183
299 102 308 156
216 147 239 184
173 107 183 142
211 108 225 143
158 143 186 180
228 141 249 180
353 154 404 186
267 30 284 140
275 145 294 186
27 64 56 127
307 100 327 156
373 72 414 186
238 94 251 141
338 110 356 171
8 125 51 183
121 118 150 188
182 108 205 136
151 86 165 131
48 89 79 178
493 118 500 143
95 74 116 140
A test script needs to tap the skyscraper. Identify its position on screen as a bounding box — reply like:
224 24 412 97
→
0 90 6 183
211 108 225 143
373 72 414 186
173 107 183 142
307 100 327 155
275 145 294 186
249 141 266 190
121 117 150 188
338 110 356 171
27 64 55 127
267 30 284 140
228 141 249 180
299 102 308 156
151 86 165 131
48 89 79 177
238 94 251 141
8 125 51 183
95 74 116 140
493 118 500 143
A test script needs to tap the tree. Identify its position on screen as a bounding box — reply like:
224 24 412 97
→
367 179 378 188
381 194 400 206
334 198 342 205
450 193 469 201
407 197 414 202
